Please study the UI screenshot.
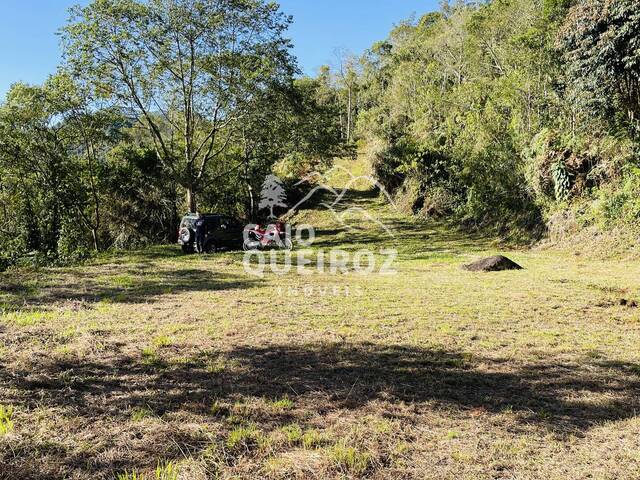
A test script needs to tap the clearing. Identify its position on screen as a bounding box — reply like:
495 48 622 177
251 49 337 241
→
1 158 640 479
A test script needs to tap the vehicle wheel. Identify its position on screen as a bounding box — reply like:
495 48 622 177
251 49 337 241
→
178 227 192 244
181 244 195 254
203 241 217 254
243 239 257 251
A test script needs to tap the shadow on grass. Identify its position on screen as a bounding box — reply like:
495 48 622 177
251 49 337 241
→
311 220 496 256
0 267 260 310
1 342 639 478
101 245 187 262
6 343 636 430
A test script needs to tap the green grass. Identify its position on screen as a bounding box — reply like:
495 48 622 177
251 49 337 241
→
141 347 163 367
152 335 172 348
281 423 303 445
226 424 262 450
0 405 14 435
130 407 154 422
116 462 178 480
269 395 294 410
301 429 324 449
4 310 56 327
1 157 640 478
328 441 371 474
110 274 137 288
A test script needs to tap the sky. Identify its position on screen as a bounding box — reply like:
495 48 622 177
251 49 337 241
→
0 0 439 97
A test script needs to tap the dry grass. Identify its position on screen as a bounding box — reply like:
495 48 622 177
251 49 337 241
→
1 159 640 479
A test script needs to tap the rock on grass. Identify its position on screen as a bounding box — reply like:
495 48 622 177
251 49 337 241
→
462 255 523 272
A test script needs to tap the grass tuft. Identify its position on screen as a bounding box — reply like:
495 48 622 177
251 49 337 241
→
302 429 324 449
210 400 228 416
111 275 136 288
141 347 164 367
281 423 303 445
269 395 294 410
328 441 371 474
116 462 178 480
152 335 172 348
130 406 154 422
0 405 14 435
226 424 261 450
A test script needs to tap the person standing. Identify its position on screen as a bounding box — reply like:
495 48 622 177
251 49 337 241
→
194 213 205 253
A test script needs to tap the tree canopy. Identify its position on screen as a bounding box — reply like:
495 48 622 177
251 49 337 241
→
0 0 348 264
62 0 297 212
355 0 639 235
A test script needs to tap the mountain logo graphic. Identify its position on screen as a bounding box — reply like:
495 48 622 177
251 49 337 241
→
259 166 398 238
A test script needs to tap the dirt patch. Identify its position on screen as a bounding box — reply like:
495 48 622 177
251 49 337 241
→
619 298 638 308
462 255 523 272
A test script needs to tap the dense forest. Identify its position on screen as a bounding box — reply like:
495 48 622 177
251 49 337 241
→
356 0 639 240
0 0 639 268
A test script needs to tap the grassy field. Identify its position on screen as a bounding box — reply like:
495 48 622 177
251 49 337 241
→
1 159 640 479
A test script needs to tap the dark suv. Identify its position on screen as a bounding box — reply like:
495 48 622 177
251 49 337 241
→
178 213 244 254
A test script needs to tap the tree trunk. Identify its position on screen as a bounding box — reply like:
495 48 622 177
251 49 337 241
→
347 86 352 142
186 187 197 213
248 185 254 222
91 228 99 252
171 182 179 241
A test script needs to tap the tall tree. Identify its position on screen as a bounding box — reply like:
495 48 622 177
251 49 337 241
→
62 0 297 212
558 0 640 136
333 50 360 143
0 74 120 253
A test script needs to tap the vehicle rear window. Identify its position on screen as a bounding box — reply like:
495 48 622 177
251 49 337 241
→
180 217 197 229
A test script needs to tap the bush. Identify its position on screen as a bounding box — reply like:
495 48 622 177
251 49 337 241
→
591 168 640 228
0 255 12 272
526 129 634 205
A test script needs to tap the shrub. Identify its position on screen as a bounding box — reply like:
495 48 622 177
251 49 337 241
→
591 167 640 228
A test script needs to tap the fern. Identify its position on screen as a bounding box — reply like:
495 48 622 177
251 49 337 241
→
551 160 571 201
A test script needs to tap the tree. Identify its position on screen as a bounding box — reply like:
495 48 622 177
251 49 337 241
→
0 84 62 254
283 75 346 164
333 50 360 143
62 0 297 212
558 0 640 136
258 175 287 219
0 74 123 253
356 1 554 229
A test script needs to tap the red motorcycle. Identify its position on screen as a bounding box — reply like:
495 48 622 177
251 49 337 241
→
243 222 293 251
